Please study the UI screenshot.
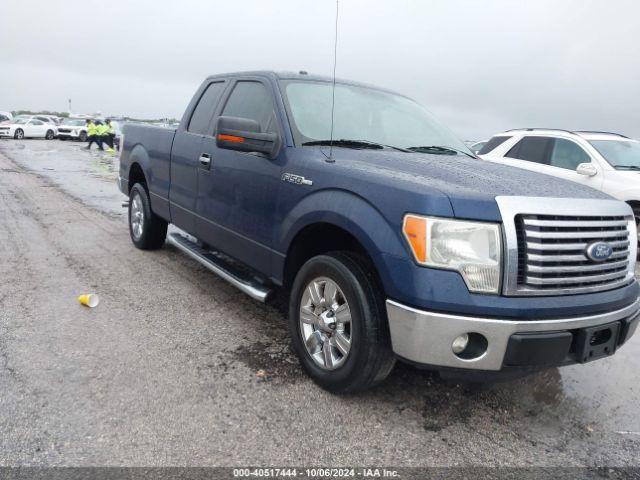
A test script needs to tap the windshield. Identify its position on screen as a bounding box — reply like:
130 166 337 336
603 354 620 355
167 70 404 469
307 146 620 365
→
280 80 470 154
14 119 27 124
590 140 640 168
62 119 86 126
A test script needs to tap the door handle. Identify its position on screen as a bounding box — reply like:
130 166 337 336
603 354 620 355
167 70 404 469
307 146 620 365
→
199 153 211 167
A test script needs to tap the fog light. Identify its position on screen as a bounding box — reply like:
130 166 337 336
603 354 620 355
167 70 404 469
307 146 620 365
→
452 334 469 354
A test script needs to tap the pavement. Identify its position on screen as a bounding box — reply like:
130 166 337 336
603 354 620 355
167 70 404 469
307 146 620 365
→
0 139 639 467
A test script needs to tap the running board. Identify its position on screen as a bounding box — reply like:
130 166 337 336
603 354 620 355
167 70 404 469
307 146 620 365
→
166 232 273 303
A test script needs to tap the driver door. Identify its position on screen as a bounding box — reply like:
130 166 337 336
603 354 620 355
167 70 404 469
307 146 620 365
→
544 137 604 191
195 78 284 275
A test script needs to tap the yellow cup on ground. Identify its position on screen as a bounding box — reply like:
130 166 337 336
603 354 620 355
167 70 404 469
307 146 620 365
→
78 294 100 308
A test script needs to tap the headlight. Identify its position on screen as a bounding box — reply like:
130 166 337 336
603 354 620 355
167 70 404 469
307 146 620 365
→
403 215 502 294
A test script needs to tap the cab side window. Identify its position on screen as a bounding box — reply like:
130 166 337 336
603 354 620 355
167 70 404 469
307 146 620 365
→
549 138 590 170
221 81 276 133
30 120 44 126
188 81 225 135
505 136 553 165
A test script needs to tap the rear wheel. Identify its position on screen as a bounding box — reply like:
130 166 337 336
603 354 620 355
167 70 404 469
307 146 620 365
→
288 252 395 393
128 183 168 250
14 129 24 139
45 130 55 140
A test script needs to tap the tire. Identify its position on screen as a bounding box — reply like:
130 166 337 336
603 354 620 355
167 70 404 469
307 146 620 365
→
14 129 24 140
79 131 87 142
45 130 55 140
128 183 168 250
288 252 395 393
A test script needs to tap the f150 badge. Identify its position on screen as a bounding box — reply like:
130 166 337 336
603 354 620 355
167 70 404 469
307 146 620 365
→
282 173 313 186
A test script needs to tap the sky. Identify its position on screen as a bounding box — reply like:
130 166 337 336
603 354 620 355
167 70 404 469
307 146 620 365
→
1 0 639 141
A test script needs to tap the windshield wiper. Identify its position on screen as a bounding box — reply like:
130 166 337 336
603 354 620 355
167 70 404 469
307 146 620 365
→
614 165 640 171
302 139 410 152
407 145 476 159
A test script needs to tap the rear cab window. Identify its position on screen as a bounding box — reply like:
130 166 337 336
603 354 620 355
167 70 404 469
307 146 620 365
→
188 81 226 135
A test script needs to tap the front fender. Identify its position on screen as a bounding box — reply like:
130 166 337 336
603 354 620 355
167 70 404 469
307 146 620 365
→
278 189 418 297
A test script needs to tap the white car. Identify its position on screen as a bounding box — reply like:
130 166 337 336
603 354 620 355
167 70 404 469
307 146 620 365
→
56 118 88 141
479 128 640 236
0 118 57 139
0 111 12 123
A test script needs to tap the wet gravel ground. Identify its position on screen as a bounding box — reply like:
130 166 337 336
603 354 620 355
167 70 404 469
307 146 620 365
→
0 139 639 467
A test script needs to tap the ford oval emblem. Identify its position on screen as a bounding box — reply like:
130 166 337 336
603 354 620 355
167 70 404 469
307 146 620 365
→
585 242 613 262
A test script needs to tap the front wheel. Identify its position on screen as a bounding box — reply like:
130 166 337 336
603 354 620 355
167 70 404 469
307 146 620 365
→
78 131 87 142
14 129 24 139
45 130 55 140
128 183 168 250
288 252 395 393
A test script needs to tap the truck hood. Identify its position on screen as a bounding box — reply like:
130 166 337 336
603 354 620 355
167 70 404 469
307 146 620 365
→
331 149 611 221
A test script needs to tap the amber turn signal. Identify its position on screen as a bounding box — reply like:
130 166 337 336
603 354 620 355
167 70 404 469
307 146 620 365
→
403 215 427 263
217 134 244 143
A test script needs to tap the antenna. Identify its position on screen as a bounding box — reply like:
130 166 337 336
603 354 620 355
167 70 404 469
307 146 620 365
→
327 0 339 162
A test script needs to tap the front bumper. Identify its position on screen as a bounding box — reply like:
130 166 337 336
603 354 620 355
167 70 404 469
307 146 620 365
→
386 297 640 371
57 130 80 138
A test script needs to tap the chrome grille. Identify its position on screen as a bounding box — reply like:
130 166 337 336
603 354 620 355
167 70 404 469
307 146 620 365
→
516 214 632 294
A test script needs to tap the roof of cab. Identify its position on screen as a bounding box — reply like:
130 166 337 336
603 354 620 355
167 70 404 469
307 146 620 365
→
204 70 402 95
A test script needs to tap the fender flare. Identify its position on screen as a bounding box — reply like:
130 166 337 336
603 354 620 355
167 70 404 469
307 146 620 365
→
278 189 409 287
128 143 151 186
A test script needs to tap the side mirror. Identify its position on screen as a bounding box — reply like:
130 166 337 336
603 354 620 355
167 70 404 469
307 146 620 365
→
576 163 598 177
215 116 281 159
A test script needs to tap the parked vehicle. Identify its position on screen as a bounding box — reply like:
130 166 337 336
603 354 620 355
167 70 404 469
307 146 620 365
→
469 139 488 154
479 129 640 243
0 118 57 139
118 72 639 392
0 111 13 124
57 118 88 142
108 119 126 149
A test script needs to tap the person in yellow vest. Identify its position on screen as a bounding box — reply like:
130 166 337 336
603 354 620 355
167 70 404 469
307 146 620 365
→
103 119 116 153
84 119 103 151
95 120 110 153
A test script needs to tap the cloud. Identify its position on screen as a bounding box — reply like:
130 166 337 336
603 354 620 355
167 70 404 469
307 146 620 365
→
1 0 639 139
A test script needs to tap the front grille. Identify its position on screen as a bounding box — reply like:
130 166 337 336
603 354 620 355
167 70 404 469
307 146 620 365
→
516 214 632 294
58 128 71 133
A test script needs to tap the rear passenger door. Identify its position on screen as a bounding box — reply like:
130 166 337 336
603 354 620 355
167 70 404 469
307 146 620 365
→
195 78 284 276
169 80 226 233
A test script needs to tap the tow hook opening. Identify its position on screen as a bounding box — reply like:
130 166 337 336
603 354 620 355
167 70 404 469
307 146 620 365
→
589 328 612 346
452 332 488 360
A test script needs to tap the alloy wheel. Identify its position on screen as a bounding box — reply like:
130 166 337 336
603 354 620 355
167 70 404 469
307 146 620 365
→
299 276 352 370
130 193 145 240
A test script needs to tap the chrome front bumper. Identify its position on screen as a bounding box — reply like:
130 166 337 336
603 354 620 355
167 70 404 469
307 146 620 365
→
386 297 640 371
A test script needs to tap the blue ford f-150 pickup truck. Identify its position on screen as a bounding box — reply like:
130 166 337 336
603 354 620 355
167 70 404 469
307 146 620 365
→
119 71 639 392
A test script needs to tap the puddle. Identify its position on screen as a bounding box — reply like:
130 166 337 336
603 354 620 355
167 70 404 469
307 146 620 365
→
230 341 303 384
